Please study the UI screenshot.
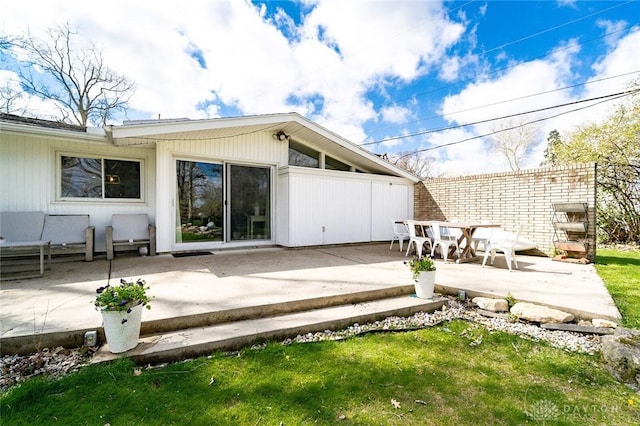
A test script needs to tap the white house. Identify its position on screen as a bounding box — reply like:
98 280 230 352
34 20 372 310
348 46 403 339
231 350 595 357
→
0 112 418 255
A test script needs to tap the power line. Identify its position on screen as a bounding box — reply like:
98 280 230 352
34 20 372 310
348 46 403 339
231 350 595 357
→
477 0 635 56
397 89 637 158
361 69 640 143
437 70 640 121
367 89 639 146
344 25 636 137
322 2 636 130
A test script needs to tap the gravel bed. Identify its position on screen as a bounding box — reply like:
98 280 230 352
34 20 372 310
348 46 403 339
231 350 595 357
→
281 298 601 355
1 297 601 391
1 347 94 391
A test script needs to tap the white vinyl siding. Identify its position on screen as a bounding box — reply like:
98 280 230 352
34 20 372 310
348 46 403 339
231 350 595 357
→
279 167 413 247
2 119 416 255
0 129 155 252
370 182 412 241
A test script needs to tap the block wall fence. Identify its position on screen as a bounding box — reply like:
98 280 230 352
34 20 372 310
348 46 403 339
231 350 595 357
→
414 163 597 261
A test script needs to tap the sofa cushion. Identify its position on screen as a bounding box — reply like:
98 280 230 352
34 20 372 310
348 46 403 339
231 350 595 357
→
42 215 90 244
0 211 46 241
111 214 150 242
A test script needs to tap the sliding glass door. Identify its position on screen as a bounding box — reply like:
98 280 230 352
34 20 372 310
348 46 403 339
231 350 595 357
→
229 164 271 241
176 160 271 244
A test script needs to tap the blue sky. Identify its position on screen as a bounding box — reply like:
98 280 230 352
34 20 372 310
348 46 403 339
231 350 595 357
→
1 0 639 175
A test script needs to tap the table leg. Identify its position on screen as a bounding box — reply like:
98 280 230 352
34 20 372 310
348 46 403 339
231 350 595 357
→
456 228 477 263
46 242 51 270
39 245 44 277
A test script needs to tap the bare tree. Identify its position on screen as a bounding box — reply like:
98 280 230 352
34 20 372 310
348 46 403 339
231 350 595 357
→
4 23 134 126
389 151 437 180
489 119 537 171
0 81 28 115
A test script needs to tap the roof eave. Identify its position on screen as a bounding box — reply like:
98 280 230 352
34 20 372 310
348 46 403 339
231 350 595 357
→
108 113 420 182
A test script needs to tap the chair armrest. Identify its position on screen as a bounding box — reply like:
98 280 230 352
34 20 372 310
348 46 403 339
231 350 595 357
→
148 225 156 256
85 226 95 261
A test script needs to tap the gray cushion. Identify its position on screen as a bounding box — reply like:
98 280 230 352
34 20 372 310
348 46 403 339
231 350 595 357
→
111 214 150 242
42 215 89 244
0 211 46 241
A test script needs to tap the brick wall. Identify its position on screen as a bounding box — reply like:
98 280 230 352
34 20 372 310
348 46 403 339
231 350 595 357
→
414 163 597 261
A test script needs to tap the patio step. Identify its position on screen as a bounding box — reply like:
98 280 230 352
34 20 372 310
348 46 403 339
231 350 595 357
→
91 295 447 365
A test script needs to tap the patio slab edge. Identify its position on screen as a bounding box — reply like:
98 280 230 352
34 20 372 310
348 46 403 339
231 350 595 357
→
436 285 622 323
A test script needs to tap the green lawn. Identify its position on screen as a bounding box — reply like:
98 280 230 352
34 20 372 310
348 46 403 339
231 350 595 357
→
1 248 639 425
595 247 640 328
2 320 638 425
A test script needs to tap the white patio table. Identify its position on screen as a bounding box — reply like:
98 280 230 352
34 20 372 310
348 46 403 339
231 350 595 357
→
414 221 501 263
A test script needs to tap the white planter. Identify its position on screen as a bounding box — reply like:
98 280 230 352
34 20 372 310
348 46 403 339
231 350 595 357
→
415 271 436 299
101 303 144 353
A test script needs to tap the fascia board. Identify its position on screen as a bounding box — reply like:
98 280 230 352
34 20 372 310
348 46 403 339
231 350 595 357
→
0 121 107 143
109 113 294 139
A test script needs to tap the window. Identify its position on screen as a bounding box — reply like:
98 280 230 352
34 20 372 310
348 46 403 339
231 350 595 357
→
288 140 319 168
325 155 350 171
61 155 142 199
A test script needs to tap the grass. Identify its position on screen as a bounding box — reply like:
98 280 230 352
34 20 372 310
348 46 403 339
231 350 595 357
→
2 248 640 425
595 247 640 328
2 320 639 425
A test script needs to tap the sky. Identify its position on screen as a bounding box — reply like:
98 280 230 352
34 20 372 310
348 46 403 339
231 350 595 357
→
1 0 639 176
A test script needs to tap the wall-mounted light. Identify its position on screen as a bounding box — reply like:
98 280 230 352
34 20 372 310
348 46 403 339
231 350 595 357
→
273 130 290 142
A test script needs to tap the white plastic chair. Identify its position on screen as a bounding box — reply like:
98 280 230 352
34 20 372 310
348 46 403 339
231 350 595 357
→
430 224 460 262
404 220 432 259
482 226 521 271
390 221 411 252
471 226 494 252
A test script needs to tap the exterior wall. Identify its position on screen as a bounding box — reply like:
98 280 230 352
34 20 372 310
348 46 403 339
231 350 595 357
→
280 167 413 247
1 122 417 254
0 127 155 252
415 163 597 261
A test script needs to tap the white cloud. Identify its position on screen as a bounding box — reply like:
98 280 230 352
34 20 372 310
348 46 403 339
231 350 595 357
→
596 19 629 48
588 27 640 92
557 0 577 8
2 0 638 178
380 105 413 124
1 0 467 138
424 127 503 176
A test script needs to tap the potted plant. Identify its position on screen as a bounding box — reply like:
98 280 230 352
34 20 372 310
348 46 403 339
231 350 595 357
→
94 278 151 353
406 256 436 299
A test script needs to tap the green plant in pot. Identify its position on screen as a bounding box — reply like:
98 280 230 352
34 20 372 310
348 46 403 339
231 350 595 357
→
95 278 151 353
405 256 436 299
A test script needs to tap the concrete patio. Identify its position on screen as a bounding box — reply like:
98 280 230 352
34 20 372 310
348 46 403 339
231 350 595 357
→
0 243 621 360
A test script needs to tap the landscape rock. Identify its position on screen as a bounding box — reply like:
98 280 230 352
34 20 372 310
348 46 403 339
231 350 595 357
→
510 302 574 324
476 309 507 319
592 319 618 329
540 322 614 335
601 327 640 391
472 297 509 312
